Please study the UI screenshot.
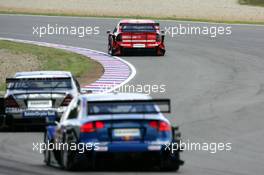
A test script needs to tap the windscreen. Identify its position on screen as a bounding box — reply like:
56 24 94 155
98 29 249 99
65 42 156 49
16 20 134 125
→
6 77 72 90
121 23 156 32
87 99 170 115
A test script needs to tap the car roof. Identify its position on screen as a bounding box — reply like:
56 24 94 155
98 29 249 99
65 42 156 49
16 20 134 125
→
14 71 72 78
119 19 156 24
82 93 152 101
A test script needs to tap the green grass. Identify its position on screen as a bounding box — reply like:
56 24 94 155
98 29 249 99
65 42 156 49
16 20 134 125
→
239 0 264 7
0 40 98 91
0 11 264 25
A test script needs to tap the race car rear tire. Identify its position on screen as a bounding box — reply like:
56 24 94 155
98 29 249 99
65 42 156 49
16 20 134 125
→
60 134 79 171
0 115 4 127
61 145 78 170
156 48 165 56
160 151 180 171
5 115 14 131
43 132 51 166
108 44 114 56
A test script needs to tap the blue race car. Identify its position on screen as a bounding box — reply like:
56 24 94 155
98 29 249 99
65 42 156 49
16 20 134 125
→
44 93 184 171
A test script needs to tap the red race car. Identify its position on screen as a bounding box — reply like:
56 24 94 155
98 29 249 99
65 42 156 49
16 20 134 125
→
107 19 165 56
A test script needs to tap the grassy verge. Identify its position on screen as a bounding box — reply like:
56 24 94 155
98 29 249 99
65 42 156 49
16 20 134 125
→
0 40 103 91
239 0 264 7
0 11 264 25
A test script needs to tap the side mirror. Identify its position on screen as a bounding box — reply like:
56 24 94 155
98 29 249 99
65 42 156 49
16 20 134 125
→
160 30 165 35
106 30 111 34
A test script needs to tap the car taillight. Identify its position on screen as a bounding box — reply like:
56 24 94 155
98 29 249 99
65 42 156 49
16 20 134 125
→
149 121 159 128
159 121 171 131
80 121 105 133
80 122 95 133
95 121 104 129
5 95 19 108
149 120 171 132
60 94 73 106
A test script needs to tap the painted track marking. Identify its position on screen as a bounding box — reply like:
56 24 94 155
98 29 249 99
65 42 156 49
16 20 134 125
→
0 37 136 93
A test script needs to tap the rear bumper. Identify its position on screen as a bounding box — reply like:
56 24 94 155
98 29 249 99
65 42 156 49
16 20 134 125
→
91 151 162 164
112 42 165 56
5 116 47 126
6 108 65 118
5 108 65 126
76 142 181 166
81 141 171 153
116 41 164 49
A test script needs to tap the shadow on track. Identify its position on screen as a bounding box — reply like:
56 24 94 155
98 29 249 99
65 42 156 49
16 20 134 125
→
0 125 45 132
121 49 162 57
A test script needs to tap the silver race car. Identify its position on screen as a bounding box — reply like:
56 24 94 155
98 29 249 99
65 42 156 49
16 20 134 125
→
4 71 80 128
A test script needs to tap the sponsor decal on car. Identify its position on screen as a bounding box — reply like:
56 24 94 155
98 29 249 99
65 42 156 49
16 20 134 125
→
23 111 57 118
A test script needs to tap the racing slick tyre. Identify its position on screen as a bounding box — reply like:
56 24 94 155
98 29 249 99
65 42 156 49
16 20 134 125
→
160 151 180 171
5 115 14 131
43 132 51 166
61 147 77 171
108 43 114 56
0 115 4 128
60 133 79 171
156 48 165 56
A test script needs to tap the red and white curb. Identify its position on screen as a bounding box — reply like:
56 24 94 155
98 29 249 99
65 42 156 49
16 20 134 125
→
0 37 136 93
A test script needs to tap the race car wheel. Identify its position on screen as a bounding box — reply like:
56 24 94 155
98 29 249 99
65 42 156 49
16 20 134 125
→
5 115 14 131
160 151 180 171
0 115 4 127
108 43 114 56
61 148 76 170
43 132 51 166
156 48 165 56
60 134 78 171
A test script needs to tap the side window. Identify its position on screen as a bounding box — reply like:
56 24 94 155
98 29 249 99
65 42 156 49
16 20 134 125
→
68 100 81 119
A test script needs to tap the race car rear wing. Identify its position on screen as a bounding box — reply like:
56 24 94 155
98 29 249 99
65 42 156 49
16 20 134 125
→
87 99 171 115
6 77 72 90
119 22 160 32
119 23 160 26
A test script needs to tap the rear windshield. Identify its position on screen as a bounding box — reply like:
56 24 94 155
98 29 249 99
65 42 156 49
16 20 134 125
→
7 78 72 90
121 23 156 32
87 100 170 115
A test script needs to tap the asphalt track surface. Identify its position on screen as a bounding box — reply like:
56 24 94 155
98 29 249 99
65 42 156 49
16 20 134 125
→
0 14 264 175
